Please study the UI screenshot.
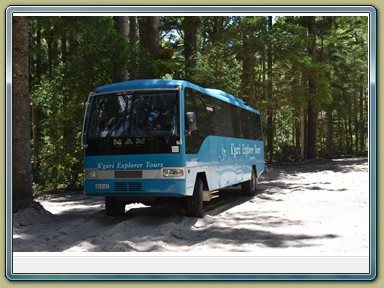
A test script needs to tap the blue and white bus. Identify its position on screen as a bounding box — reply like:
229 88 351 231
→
82 79 265 217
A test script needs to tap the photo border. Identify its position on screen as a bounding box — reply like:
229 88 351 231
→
5 4 377 281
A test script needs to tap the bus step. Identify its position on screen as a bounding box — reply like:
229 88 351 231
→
203 190 219 202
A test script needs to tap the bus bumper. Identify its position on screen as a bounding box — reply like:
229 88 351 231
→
84 179 186 198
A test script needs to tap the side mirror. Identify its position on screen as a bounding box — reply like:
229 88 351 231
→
185 112 197 133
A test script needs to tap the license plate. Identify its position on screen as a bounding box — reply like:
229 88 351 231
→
95 183 109 189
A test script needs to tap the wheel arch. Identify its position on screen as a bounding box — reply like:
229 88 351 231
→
252 164 259 178
196 172 209 191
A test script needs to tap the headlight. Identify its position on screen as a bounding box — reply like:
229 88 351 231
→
85 170 98 178
162 168 184 177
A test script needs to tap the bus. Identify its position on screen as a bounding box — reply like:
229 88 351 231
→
82 79 265 218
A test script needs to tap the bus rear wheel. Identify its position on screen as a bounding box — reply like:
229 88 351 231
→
186 178 204 218
105 196 125 216
242 168 258 196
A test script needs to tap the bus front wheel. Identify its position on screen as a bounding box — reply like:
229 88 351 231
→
105 196 125 216
186 178 204 218
242 168 258 196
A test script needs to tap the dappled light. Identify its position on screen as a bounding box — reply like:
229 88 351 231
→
13 158 369 255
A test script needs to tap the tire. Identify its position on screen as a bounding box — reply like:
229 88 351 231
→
186 178 204 218
105 196 125 216
242 168 258 196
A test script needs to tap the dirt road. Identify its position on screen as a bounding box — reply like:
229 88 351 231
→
13 158 370 255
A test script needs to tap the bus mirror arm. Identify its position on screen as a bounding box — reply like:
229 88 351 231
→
185 112 197 135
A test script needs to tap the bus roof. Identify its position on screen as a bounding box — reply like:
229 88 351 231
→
95 79 260 114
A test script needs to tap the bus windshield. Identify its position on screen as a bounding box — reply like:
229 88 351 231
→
85 90 180 156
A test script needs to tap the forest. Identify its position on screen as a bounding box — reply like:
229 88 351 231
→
12 15 368 205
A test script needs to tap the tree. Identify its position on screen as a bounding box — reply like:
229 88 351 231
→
239 17 257 105
12 16 33 210
24 15 368 192
138 16 160 78
306 16 318 159
183 16 199 80
266 16 274 163
29 16 120 190
112 16 129 82
129 16 138 79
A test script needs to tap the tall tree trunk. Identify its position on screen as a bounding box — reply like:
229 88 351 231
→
61 21 68 64
69 28 78 61
30 19 42 180
344 113 350 155
138 16 160 78
12 16 33 210
295 108 300 154
146 16 160 54
325 107 333 158
307 16 318 159
183 16 198 81
300 106 307 161
63 27 78 190
113 16 129 82
353 90 358 155
359 86 365 155
47 21 59 79
240 18 256 104
307 107 317 159
348 98 353 155
266 16 274 163
129 16 137 79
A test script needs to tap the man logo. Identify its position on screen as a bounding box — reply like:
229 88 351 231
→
113 138 146 146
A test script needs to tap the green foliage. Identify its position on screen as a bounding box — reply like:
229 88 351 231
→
30 16 120 191
271 107 301 162
28 15 369 191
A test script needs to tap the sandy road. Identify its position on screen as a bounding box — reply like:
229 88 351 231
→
13 158 370 256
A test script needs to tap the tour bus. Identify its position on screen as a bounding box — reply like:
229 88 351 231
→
82 79 265 217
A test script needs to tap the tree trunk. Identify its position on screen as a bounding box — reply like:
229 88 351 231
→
359 86 365 155
325 107 333 158
12 16 33 210
138 16 160 78
146 17 160 54
129 16 137 79
240 18 256 104
30 19 42 179
113 16 129 82
306 16 318 159
266 16 274 163
47 21 59 79
307 104 317 159
300 106 307 161
354 90 358 155
348 99 353 155
295 108 300 153
60 18 68 64
183 16 198 81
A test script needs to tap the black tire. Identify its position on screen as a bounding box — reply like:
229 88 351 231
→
105 196 125 216
242 168 258 196
186 178 204 218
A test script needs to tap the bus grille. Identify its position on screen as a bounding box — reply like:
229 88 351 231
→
115 182 142 192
